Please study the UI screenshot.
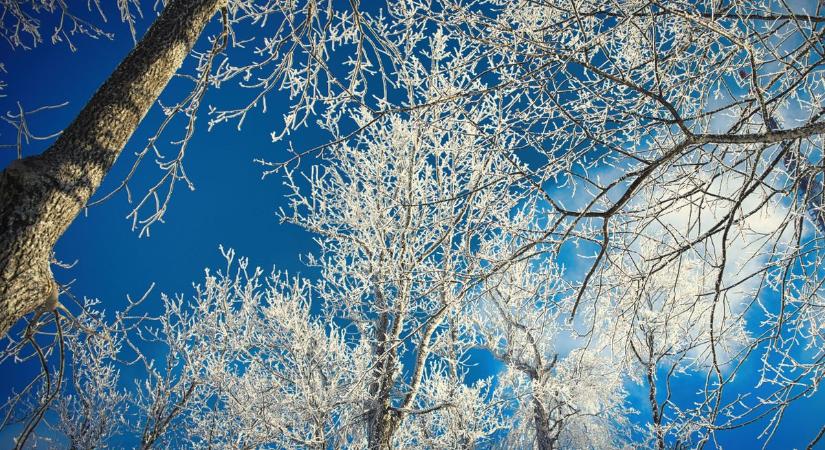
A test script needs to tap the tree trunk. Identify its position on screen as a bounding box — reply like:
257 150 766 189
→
0 0 224 337
366 402 400 450
366 312 401 450
533 399 557 450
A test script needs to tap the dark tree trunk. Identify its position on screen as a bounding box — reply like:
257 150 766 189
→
366 309 401 450
0 0 224 337
533 399 557 450
366 401 400 450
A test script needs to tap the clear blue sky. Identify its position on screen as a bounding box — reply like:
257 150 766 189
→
0 4 822 448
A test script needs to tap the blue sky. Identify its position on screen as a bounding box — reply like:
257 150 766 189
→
1 3 824 448
0 7 324 445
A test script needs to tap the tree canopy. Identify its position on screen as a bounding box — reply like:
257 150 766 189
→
1 0 824 448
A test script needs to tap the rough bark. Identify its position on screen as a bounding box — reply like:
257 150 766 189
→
533 398 557 450
366 285 402 450
366 402 400 450
0 0 224 338
366 321 401 449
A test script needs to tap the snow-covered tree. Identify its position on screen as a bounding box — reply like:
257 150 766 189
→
473 227 633 450
413 0 825 445
3 0 825 447
276 107 525 448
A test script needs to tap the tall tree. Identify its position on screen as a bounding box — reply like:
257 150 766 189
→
277 108 520 448
4 0 825 447
0 0 225 337
40 107 523 448
0 0 391 338
411 0 825 444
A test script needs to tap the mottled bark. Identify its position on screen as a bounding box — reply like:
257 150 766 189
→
366 402 400 450
366 285 402 450
366 328 401 450
533 398 557 450
0 0 224 337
